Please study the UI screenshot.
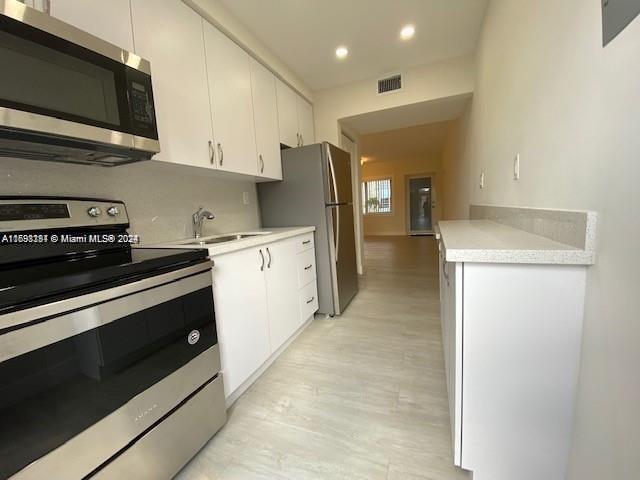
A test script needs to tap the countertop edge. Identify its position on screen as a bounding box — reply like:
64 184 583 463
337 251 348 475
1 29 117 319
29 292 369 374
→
153 227 316 256
437 220 595 266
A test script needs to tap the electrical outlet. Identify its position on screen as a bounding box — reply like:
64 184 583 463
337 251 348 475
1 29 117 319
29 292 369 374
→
242 192 250 205
513 154 520 180
480 171 485 189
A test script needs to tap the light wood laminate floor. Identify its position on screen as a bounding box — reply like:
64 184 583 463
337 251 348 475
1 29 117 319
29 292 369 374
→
177 236 464 480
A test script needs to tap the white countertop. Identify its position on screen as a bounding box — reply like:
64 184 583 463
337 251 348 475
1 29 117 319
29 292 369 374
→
436 220 594 265
153 226 315 256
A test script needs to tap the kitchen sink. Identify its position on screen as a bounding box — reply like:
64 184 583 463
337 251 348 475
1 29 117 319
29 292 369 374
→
183 233 267 246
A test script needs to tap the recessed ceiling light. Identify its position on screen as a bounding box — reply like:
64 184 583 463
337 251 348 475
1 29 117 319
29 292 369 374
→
335 46 349 59
400 24 415 40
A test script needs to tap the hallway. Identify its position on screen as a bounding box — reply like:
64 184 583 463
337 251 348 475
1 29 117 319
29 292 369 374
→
178 236 460 480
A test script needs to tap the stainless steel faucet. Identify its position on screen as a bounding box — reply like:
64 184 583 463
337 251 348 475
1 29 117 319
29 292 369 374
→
192 207 215 239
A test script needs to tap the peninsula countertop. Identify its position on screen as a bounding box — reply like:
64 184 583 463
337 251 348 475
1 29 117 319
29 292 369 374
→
436 220 594 265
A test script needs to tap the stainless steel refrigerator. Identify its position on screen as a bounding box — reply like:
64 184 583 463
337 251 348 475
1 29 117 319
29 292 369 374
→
258 142 359 316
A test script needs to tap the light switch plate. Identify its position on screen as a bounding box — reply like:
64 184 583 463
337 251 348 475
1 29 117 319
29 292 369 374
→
242 192 250 205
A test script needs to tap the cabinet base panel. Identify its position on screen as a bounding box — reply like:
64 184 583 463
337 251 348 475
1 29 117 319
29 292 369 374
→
225 314 315 407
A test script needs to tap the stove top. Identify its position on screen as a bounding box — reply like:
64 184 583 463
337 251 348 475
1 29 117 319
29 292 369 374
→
0 197 209 316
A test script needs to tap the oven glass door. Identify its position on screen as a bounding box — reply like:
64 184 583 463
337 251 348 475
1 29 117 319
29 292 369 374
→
0 14 158 140
0 286 216 479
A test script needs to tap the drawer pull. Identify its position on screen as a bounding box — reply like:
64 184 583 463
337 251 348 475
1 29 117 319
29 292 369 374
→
302 240 311 245
304 264 313 270
306 296 315 304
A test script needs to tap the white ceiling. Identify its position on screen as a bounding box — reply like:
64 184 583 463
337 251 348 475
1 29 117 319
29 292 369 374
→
360 121 453 163
217 0 488 90
341 93 471 135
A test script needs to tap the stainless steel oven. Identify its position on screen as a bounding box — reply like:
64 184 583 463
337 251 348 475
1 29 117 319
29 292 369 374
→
0 197 226 479
0 0 160 165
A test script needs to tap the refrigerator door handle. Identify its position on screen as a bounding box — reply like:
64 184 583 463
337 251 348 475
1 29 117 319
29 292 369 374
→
326 143 339 205
335 206 340 263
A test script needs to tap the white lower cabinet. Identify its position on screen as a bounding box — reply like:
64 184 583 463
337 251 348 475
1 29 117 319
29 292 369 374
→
264 238 301 352
211 246 270 398
439 246 587 480
212 234 318 401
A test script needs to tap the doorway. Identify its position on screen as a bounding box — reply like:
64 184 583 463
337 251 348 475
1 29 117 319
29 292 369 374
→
406 175 434 235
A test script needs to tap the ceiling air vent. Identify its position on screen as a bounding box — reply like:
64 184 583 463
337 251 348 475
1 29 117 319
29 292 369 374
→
377 73 403 95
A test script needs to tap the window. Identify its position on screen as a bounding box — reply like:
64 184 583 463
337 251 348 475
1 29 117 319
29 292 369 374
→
362 178 392 214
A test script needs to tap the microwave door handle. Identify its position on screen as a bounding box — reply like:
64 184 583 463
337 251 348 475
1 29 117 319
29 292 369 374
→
326 143 339 205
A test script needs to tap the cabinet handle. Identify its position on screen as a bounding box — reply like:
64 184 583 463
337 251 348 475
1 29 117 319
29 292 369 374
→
208 140 214 165
296 133 301 147
259 154 264 173
217 143 224 166
259 249 265 271
306 296 315 304
300 134 303 146
441 255 450 286
266 247 272 268
304 264 312 270
302 240 311 245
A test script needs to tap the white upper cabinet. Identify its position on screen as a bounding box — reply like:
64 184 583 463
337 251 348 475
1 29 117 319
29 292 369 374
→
296 96 315 147
203 22 258 176
276 78 315 148
276 78 299 148
250 59 282 180
49 0 134 51
131 0 213 169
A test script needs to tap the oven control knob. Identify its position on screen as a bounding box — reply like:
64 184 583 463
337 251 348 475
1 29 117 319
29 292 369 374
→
188 330 200 345
87 206 102 217
107 206 120 216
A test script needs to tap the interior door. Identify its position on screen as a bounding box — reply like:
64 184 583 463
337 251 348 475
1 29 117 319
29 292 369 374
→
211 247 270 398
203 21 258 175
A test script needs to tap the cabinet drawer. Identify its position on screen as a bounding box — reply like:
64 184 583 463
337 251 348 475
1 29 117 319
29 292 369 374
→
299 281 318 320
296 233 314 253
297 249 316 288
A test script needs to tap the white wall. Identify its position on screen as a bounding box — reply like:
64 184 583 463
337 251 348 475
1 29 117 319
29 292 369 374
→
0 157 260 244
442 1 640 478
313 54 476 146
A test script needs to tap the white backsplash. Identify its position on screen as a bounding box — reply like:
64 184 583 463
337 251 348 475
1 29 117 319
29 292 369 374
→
1 157 261 244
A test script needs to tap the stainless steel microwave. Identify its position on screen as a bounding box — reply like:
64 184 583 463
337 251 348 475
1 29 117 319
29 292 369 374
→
0 0 160 166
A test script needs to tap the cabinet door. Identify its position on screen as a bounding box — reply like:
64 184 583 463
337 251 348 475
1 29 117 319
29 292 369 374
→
131 0 213 168
50 0 134 51
212 248 270 398
249 59 282 180
440 255 463 466
265 239 302 352
296 95 315 147
275 78 299 148
203 22 258 176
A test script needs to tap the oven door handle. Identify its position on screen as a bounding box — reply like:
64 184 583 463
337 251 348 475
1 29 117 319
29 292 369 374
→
0 267 214 364
0 259 214 332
